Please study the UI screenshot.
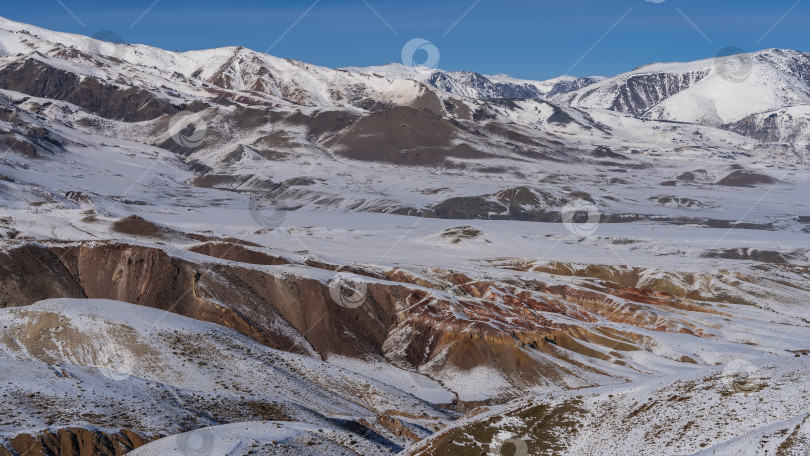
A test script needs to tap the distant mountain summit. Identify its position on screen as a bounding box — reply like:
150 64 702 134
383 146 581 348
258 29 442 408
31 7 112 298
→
555 48 810 126
343 63 604 100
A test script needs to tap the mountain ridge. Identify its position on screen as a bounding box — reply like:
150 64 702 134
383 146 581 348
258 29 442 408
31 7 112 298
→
3 14 810 130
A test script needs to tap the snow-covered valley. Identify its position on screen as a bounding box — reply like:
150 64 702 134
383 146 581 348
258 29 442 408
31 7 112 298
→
0 15 810 455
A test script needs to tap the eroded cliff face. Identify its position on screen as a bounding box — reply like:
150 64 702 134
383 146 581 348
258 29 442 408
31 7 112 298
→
0 428 154 456
2 242 405 360
0 244 86 308
2 239 798 406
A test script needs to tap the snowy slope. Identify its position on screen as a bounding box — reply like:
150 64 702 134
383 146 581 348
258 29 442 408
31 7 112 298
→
406 355 810 455
0 299 453 453
557 49 810 126
129 421 385 456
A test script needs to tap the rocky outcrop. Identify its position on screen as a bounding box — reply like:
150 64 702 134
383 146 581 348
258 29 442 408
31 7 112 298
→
0 92 68 158
432 187 567 222
6 242 405 360
561 69 710 117
608 71 710 116
49 242 313 355
324 106 491 166
1 428 153 456
188 242 290 266
0 58 178 122
110 215 185 239
722 107 810 151
716 169 778 187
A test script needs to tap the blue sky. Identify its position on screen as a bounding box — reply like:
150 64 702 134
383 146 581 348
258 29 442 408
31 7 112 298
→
4 0 808 79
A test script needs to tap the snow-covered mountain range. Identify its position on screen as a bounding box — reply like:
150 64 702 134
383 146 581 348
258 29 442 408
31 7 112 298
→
1 15 810 455
343 63 603 100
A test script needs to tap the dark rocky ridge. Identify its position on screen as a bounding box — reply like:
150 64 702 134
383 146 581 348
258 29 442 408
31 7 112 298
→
0 58 179 122
424 70 601 100
716 169 778 187
606 70 710 117
722 108 810 151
